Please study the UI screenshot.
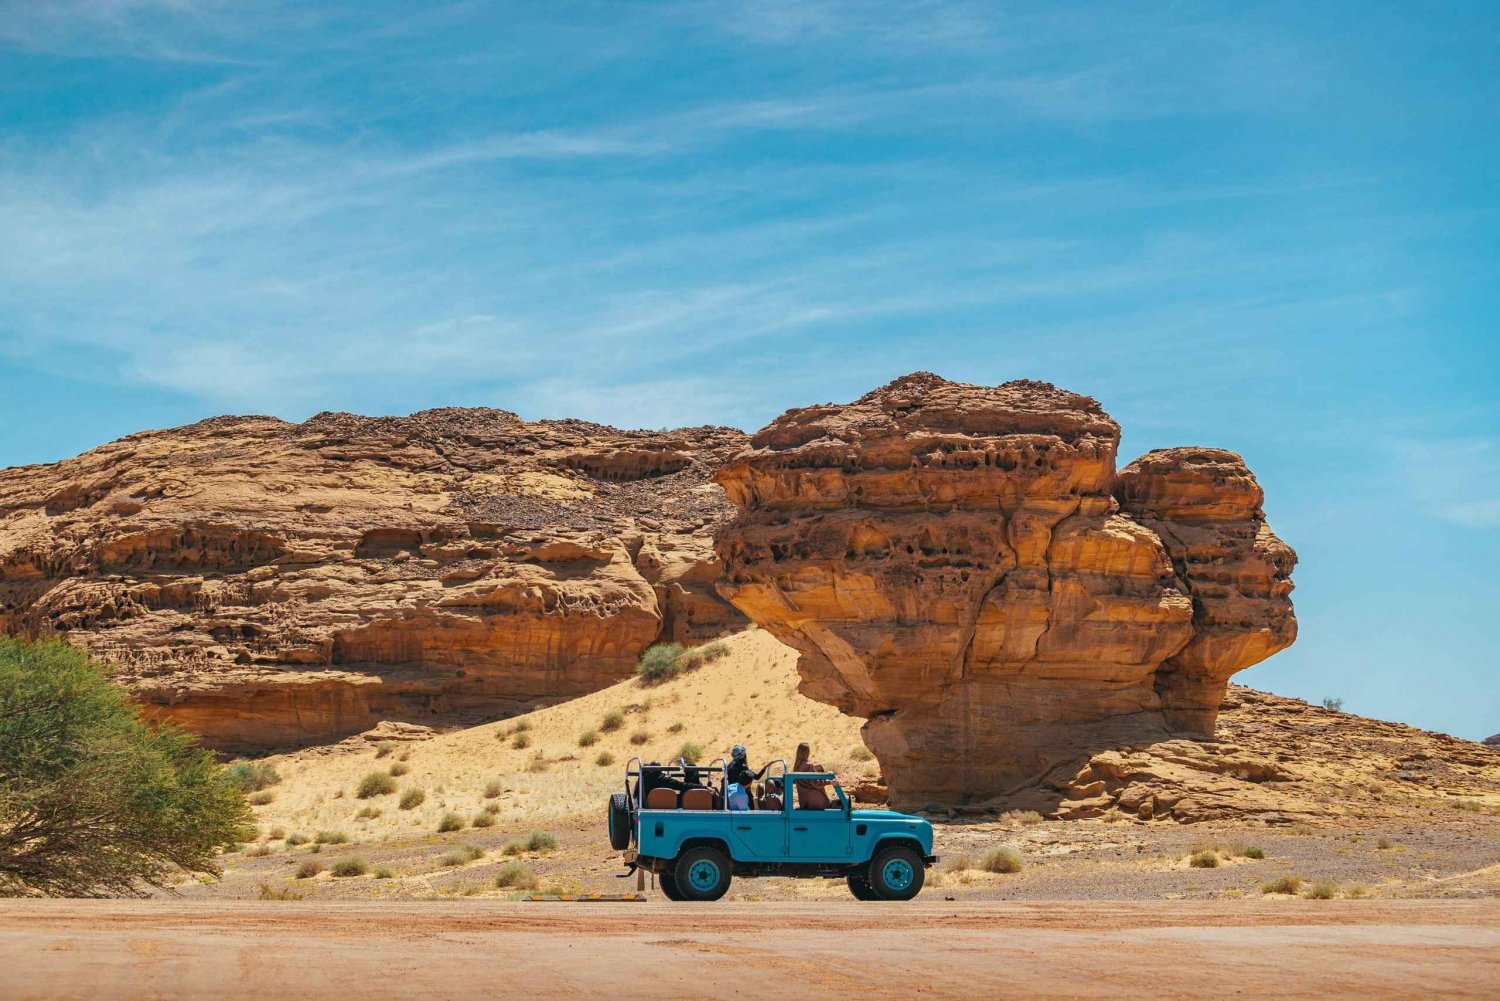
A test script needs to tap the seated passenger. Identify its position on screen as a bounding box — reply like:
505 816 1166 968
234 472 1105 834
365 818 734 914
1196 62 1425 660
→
725 782 753 811
726 744 770 789
792 742 836 810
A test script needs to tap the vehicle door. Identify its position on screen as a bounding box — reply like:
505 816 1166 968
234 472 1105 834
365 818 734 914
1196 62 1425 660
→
728 805 786 860
786 782 851 861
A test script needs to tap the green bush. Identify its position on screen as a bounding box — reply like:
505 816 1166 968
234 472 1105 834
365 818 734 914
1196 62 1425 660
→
1189 850 1221 869
636 642 687 682
226 760 282 793
578 730 600 748
399 788 426 810
494 861 538 890
437 812 466 833
981 846 1023 873
356 771 397 799
0 638 251 896
676 742 704 762
374 866 395 880
330 856 369 877
525 831 558 853
1243 845 1265 860
600 711 625 733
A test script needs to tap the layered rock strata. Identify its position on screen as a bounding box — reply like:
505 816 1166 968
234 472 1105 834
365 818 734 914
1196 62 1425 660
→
0 408 746 751
715 373 1296 809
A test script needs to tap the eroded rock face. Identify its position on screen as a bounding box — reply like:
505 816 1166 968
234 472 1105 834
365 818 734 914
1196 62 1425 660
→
715 373 1297 809
0 408 747 751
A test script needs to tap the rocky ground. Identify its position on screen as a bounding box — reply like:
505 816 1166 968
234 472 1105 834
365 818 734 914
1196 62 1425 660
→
166 629 1499 905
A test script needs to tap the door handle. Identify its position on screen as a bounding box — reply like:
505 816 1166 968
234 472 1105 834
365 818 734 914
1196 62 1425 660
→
736 826 752 831
793 826 808 832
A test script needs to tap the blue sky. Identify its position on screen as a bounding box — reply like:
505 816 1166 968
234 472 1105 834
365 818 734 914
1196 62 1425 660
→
2 2 1496 739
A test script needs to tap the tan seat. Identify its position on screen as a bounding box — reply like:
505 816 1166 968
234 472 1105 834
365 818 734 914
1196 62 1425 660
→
645 787 679 810
680 787 714 811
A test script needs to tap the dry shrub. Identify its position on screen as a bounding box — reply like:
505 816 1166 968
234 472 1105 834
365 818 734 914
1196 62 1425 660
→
294 860 324 879
399 788 426 810
388 762 410 778
981 847 1023 874
1189 850 1221 869
356 771 397 798
595 751 616 767
601 711 625 733
437 812 466 833
495 862 538 890
330 857 368 877
578 730 600 747
1262 874 1303 895
257 882 305 900
483 780 503 798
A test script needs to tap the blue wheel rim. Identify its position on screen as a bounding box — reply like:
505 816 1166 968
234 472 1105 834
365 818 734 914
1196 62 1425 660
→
687 859 720 891
882 858 914 891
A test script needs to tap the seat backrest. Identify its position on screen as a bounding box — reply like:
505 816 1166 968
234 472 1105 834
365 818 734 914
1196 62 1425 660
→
681 787 714 811
645 787 679 810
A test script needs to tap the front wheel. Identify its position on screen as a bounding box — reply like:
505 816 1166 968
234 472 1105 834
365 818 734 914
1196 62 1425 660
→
846 873 879 900
866 845 925 901
673 846 732 901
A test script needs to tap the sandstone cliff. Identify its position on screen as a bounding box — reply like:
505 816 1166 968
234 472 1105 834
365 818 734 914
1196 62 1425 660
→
715 373 1297 810
0 408 746 751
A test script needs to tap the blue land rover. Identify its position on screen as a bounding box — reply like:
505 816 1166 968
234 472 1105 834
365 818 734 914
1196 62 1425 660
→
606 757 937 901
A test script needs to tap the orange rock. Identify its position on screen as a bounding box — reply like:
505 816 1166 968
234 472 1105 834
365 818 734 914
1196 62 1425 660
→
715 374 1297 809
0 409 747 751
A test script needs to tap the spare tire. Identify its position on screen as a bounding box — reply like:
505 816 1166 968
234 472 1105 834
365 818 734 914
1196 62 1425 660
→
607 792 633 850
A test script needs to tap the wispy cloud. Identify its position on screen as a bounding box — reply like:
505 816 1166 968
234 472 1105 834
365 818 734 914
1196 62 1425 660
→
1390 439 1500 529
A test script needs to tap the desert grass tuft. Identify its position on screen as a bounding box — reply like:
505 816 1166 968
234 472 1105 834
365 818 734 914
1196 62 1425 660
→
399 788 426 810
981 846 1023 874
600 710 625 733
330 857 369 878
495 861 538 890
294 860 324 879
356 771 397 799
437 812 466 833
1262 874 1303 895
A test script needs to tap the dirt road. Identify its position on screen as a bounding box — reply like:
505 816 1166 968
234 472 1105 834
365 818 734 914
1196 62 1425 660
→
3 900 1496 1000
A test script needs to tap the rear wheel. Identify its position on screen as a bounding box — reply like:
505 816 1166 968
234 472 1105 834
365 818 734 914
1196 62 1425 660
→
866 845 924 901
607 793 633 851
846 873 879 900
673 845 732 901
657 868 684 901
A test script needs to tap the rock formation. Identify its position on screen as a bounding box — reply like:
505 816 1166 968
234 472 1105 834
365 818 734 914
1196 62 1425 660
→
0 408 746 751
715 373 1297 809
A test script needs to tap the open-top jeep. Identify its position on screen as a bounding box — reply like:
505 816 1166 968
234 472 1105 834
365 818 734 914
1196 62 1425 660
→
606 756 937 901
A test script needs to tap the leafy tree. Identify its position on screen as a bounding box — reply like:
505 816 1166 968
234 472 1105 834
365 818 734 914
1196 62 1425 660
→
0 638 251 897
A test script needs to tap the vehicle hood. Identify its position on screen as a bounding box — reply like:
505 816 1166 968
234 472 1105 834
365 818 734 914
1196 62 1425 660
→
851 809 926 823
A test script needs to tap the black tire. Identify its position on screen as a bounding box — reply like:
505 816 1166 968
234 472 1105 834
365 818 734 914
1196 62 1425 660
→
607 792 632 851
846 873 879 900
658 868 685 901
866 845 925 901
672 845 732 901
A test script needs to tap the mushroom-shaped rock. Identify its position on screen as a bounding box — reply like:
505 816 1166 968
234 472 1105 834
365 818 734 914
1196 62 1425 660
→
714 374 1296 810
